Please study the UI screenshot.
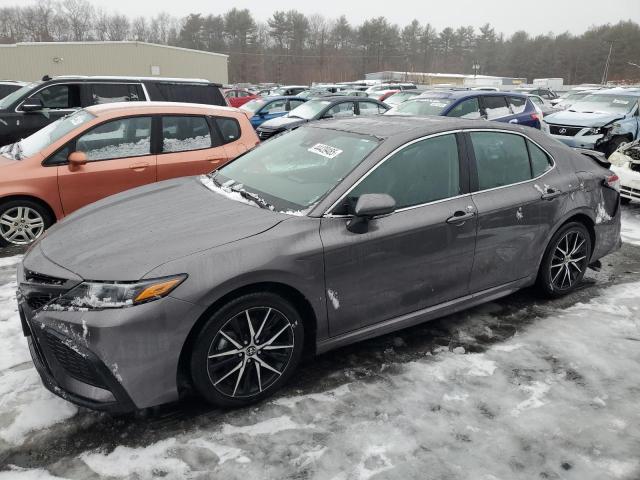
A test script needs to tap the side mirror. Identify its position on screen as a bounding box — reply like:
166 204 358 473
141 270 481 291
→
68 151 88 170
347 193 396 233
21 98 44 112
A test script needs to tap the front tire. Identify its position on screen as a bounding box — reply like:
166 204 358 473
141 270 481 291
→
0 199 53 247
190 292 304 407
537 222 592 298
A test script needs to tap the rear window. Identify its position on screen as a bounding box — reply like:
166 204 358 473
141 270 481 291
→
152 83 226 106
482 96 510 119
91 83 142 105
215 117 240 143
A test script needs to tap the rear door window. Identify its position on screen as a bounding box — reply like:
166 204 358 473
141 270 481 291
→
153 83 225 106
482 96 511 119
215 117 241 143
27 84 81 110
76 116 152 161
528 140 553 177
447 98 481 119
327 102 355 118
508 96 527 114
470 131 532 190
266 99 287 113
162 116 212 153
357 101 385 115
90 84 141 105
288 99 305 110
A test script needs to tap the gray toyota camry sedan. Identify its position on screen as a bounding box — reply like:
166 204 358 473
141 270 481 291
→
17 116 621 413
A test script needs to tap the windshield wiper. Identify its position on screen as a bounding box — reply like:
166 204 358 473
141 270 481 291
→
232 187 274 211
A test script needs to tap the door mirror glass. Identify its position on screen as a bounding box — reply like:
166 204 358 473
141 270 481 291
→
68 151 88 168
21 98 44 112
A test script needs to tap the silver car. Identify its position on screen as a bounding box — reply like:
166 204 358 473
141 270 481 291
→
17 117 622 412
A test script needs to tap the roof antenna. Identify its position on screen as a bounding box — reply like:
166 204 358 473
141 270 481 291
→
42 74 52 81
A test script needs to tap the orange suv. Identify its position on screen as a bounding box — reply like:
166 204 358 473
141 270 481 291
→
0 102 259 246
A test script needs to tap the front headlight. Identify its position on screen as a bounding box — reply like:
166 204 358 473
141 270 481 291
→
587 127 604 135
43 275 187 311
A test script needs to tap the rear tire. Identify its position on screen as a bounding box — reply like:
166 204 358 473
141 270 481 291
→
190 292 304 408
0 199 53 247
537 222 592 298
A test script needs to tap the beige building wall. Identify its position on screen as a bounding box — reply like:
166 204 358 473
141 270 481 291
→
0 42 228 84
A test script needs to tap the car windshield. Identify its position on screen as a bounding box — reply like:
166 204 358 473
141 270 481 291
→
385 92 418 106
569 94 638 115
389 98 453 116
240 99 267 113
18 110 96 158
0 82 38 110
287 100 331 120
210 127 380 213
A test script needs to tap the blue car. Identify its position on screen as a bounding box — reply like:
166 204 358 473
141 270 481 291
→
543 88 640 157
240 96 309 129
385 90 541 129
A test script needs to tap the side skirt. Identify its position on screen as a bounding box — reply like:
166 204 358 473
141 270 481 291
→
315 276 535 355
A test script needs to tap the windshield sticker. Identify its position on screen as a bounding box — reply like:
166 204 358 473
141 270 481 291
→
308 143 343 159
612 99 629 105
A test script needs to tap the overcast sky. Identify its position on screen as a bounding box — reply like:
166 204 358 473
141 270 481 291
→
54 0 638 35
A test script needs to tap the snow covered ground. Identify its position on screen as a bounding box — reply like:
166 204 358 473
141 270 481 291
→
0 205 639 479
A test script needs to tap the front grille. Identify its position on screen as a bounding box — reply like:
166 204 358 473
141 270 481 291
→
549 125 583 136
258 129 276 140
44 331 108 389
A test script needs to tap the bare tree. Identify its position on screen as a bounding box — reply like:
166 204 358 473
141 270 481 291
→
60 0 94 41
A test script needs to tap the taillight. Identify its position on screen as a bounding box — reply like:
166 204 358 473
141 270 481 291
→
531 113 540 122
605 174 620 192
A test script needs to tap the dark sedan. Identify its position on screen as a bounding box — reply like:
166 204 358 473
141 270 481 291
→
256 96 389 141
18 117 621 413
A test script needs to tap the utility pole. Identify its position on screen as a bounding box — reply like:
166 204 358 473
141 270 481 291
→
601 40 616 86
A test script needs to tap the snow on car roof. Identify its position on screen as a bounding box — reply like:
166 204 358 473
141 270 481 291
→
86 101 240 116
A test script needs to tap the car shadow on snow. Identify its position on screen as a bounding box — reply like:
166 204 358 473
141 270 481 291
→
1 241 640 471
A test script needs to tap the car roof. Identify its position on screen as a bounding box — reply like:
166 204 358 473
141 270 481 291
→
418 90 528 100
593 88 640 97
85 101 242 116
308 115 526 140
307 96 385 104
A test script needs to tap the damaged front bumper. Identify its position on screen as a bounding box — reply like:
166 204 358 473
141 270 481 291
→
17 257 205 413
611 163 640 201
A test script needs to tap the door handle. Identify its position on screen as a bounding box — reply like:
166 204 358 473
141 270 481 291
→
509 119 519 124
128 162 149 171
207 157 224 164
446 211 476 224
541 187 563 200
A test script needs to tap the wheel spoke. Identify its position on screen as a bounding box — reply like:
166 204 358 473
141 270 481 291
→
214 360 243 386
232 359 247 396
263 324 289 347
220 331 243 350
208 348 242 359
262 344 294 351
255 361 262 392
255 355 281 375
246 310 255 340
255 308 271 342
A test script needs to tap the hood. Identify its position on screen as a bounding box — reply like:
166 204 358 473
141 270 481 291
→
544 109 624 128
259 115 308 130
32 177 289 281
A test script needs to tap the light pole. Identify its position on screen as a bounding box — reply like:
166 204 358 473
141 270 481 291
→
473 62 480 78
601 40 615 85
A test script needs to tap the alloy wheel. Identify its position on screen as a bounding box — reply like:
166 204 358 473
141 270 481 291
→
206 307 295 398
550 230 588 291
0 206 45 245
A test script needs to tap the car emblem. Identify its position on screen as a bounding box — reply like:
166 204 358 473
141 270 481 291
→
558 128 567 134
